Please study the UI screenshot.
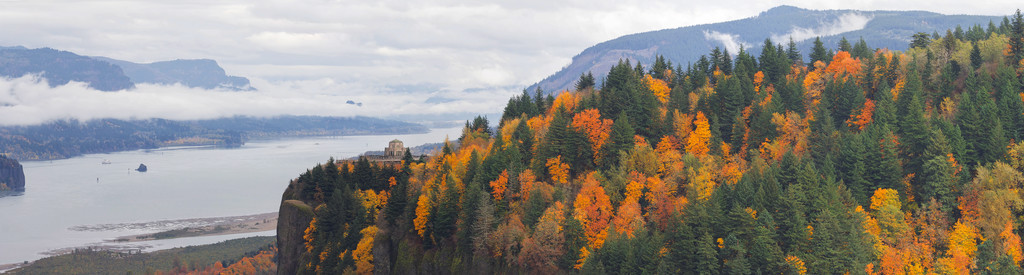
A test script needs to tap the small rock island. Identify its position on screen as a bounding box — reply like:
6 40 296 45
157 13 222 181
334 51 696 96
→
136 163 148 172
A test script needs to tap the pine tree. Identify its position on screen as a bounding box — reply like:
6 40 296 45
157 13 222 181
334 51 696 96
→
920 129 958 214
576 72 596 92
721 233 752 274
1010 9 1024 65
910 32 931 49
852 37 872 61
970 41 983 70
897 67 930 187
810 37 829 68
995 66 1024 141
787 37 803 66
599 115 635 169
696 232 721 275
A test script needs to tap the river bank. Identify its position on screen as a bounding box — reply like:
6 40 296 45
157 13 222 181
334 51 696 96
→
104 212 278 242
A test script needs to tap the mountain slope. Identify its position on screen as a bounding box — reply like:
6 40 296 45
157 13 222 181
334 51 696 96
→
531 5 1002 93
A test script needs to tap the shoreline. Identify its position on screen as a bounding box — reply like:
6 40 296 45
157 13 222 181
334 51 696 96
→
102 212 278 243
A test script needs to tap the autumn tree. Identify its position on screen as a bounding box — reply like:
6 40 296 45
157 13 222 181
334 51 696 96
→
686 111 712 157
574 173 613 249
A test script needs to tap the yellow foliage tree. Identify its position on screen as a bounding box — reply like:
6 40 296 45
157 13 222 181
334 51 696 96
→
869 188 910 245
351 226 378 274
546 156 570 185
944 220 980 272
644 74 671 104
686 111 711 157
414 194 431 238
687 158 718 201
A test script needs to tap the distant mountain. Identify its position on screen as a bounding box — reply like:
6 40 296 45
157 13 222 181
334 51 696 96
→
93 57 254 91
0 47 134 91
0 46 253 91
531 5 1004 93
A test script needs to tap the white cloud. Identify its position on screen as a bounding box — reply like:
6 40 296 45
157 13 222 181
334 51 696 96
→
703 30 749 55
771 12 873 42
0 75 517 126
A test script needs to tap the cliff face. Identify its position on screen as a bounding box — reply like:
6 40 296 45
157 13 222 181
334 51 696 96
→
0 155 25 192
277 180 313 275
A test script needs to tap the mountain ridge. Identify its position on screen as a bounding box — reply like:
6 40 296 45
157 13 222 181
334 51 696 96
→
530 5 1004 93
0 46 252 91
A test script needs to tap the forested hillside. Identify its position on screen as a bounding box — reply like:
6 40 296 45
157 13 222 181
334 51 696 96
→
0 116 427 161
279 11 1024 274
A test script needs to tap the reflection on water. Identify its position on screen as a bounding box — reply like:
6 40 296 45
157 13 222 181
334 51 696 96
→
0 127 462 264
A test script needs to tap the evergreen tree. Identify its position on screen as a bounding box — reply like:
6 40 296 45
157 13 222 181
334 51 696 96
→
599 114 635 169
696 232 721 275
576 72 596 92
720 233 751 274
786 37 803 66
896 67 930 187
1010 9 1024 65
809 37 829 68
996 66 1024 141
970 41 983 70
910 32 931 49
920 129 958 214
838 37 852 52
852 37 872 61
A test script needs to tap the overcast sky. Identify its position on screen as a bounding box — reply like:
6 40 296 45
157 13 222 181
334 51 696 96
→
0 0 1020 125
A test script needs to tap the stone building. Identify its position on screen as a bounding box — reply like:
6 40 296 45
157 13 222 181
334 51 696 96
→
364 139 409 163
385 139 408 157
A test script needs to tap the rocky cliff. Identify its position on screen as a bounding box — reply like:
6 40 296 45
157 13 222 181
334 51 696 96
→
276 179 313 275
0 155 25 192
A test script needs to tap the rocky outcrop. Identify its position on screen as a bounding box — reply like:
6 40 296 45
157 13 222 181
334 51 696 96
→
277 179 313 275
0 155 25 192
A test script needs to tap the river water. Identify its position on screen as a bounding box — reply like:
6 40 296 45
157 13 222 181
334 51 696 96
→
0 127 463 265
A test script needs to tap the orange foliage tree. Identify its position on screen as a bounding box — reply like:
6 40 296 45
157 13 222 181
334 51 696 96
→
490 170 509 201
848 99 876 130
572 109 614 159
573 172 613 249
824 51 863 79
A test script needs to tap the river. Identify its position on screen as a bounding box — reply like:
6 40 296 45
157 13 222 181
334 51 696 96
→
0 127 463 265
